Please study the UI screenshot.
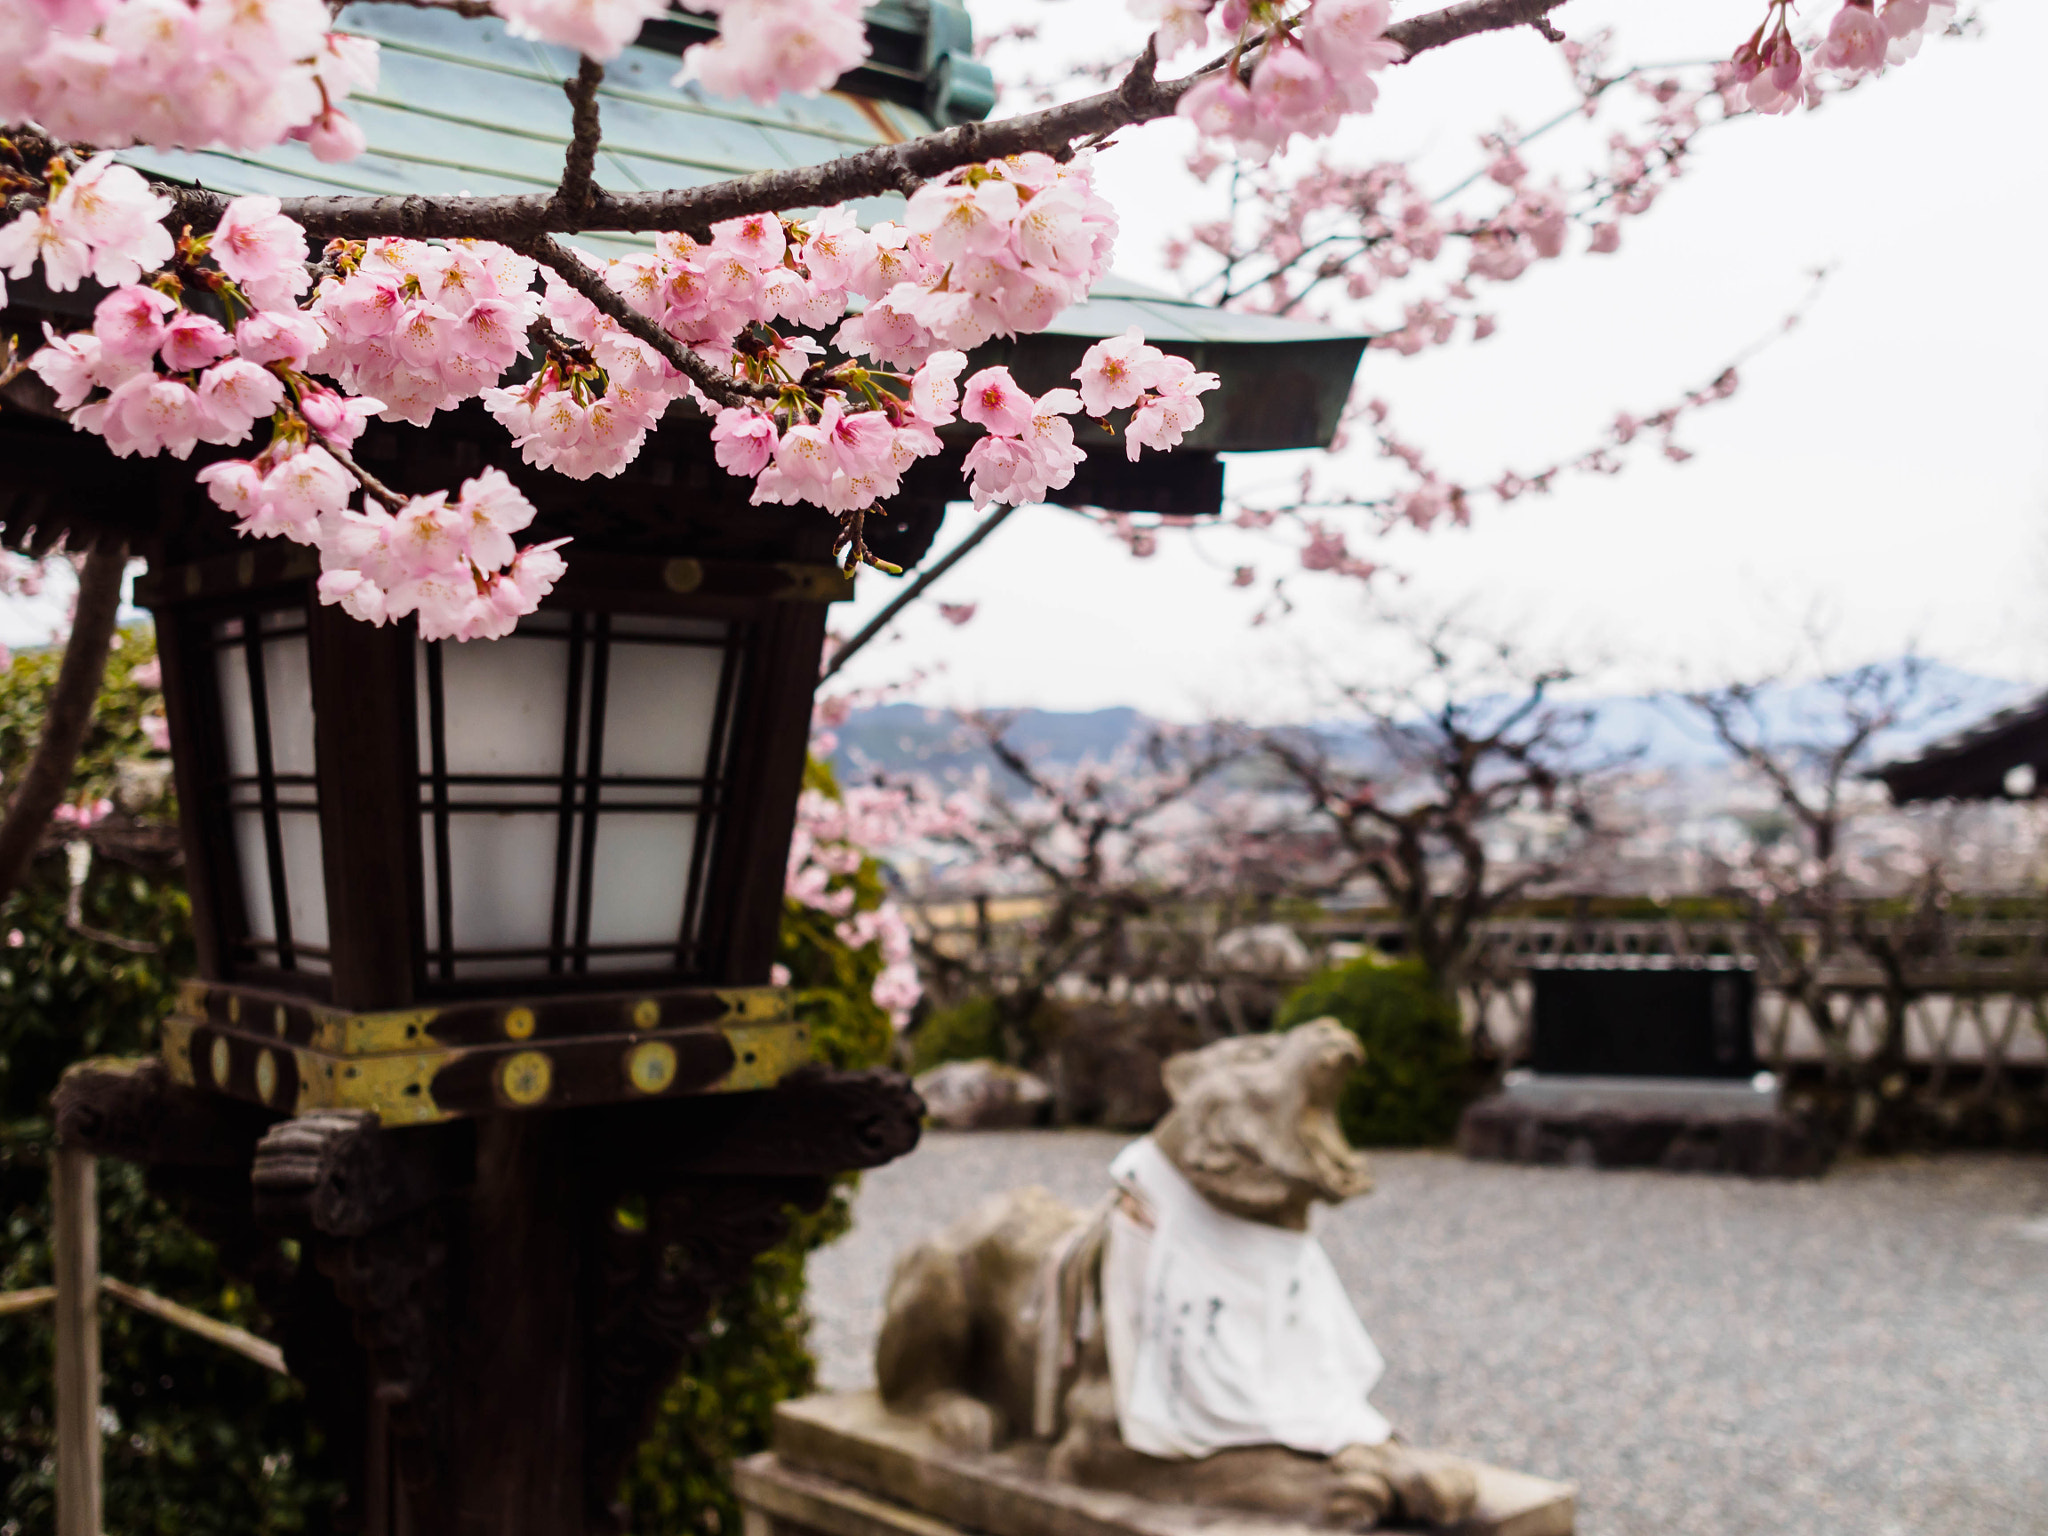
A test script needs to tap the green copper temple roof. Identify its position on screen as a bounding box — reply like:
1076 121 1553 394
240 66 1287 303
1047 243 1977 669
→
117 2 1365 453
121 3 948 256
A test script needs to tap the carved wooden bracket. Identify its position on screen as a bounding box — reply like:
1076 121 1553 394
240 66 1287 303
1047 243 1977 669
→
47 1055 926 1536
251 1111 474 1237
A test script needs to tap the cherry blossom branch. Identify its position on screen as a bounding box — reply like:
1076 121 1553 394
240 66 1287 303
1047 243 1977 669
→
345 0 497 14
157 0 1573 240
821 503 1018 682
512 233 770 408
556 57 605 222
323 439 408 512
0 544 127 906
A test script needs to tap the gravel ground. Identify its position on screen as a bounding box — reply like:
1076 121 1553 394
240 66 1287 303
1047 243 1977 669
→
804 1132 2048 1536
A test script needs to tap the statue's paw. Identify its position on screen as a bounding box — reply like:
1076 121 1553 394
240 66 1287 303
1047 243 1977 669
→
1381 1447 1478 1527
1326 1446 1395 1529
927 1394 1000 1454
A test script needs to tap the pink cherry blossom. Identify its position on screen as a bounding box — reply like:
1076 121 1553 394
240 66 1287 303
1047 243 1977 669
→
1300 0 1403 75
490 0 666 61
209 195 310 309
47 154 172 285
0 208 91 292
199 459 281 534
300 107 368 162
92 284 176 364
159 312 235 371
910 350 968 424
682 0 869 104
196 358 286 441
28 325 103 408
1250 47 1342 150
907 176 1023 264
1 0 376 153
1073 327 1164 416
1819 2 1889 73
1129 0 1212 59
1177 73 1259 146
960 367 1034 437
234 308 326 367
711 407 778 476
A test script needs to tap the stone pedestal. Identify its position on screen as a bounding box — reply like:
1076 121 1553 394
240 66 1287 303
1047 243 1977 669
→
738 1393 1575 1536
1458 1073 1827 1177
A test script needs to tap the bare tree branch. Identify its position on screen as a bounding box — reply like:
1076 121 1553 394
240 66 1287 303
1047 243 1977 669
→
348 0 496 14
556 57 605 223
0 544 128 907
160 0 1573 239
822 503 1017 682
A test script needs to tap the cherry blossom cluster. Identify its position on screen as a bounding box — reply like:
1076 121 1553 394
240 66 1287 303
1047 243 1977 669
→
0 153 172 305
686 0 870 103
786 780 972 1026
955 334 1219 508
958 367 1084 508
0 0 375 156
20 191 571 643
201 436 567 641
1729 0 1955 115
481 271 689 481
32 292 287 459
1074 328 1222 459
709 349 964 519
839 153 1118 366
1166 51 1728 361
8 152 1131 636
489 0 867 104
306 469 567 642
1172 0 1405 160
309 237 545 429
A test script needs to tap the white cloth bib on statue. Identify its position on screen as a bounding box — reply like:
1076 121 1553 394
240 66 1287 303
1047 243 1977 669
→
1100 1136 1391 1460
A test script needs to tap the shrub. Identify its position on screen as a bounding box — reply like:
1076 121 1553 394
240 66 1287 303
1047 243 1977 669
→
0 628 342 1534
1274 956 1471 1146
907 995 1003 1074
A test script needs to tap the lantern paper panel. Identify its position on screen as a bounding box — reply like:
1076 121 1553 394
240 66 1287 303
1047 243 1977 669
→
211 608 330 976
415 611 745 983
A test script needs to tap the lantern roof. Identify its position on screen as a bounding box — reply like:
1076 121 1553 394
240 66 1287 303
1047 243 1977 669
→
1873 691 2048 803
1 1 1366 560
118 2 981 258
113 0 1365 455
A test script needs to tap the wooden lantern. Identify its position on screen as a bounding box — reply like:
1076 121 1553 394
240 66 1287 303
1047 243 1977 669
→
134 501 845 1124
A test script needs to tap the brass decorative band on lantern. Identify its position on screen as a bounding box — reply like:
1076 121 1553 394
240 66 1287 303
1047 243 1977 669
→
158 980 812 1124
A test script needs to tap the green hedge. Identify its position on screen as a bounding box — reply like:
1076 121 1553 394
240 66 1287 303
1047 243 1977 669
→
0 638 898 1536
1274 956 1471 1146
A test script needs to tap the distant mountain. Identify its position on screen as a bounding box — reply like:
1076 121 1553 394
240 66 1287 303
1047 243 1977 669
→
830 704 1149 783
830 661 2039 784
1575 662 2037 771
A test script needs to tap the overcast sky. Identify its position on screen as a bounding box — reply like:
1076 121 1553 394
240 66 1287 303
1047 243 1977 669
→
825 0 2048 720
6 1 2039 723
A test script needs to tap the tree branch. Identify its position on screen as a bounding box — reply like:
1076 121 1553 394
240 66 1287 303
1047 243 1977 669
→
556 57 605 223
159 0 1573 240
0 544 127 906
821 503 1017 683
514 234 767 408
348 0 496 14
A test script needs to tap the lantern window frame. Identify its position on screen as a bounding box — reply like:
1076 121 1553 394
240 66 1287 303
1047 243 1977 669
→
147 546 832 1013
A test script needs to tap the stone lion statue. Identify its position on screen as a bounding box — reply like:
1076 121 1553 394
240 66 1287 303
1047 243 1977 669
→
876 1019 1479 1530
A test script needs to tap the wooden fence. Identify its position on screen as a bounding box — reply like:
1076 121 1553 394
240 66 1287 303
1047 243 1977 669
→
0 1150 286 1536
908 905 2048 1090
